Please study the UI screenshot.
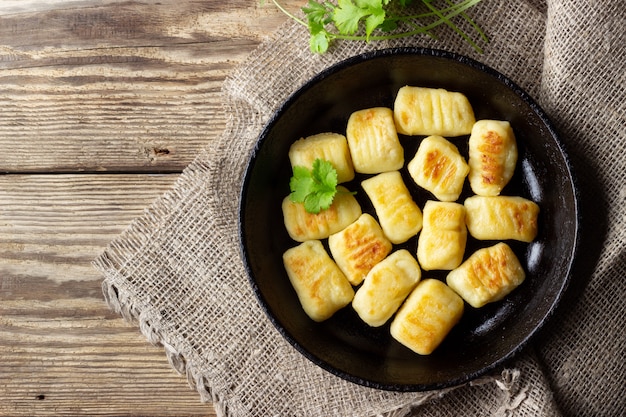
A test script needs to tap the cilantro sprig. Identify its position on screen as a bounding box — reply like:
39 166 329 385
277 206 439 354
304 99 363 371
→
269 0 487 54
289 159 352 214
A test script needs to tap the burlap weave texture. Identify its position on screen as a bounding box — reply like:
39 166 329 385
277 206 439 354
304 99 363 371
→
94 1 625 416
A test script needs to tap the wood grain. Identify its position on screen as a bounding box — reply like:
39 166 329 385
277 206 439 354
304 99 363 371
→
0 174 213 416
0 0 301 173
0 174 178 283
1 307 212 417
0 0 303 415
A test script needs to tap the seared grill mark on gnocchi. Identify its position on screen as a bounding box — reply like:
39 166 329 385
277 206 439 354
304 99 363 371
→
390 279 464 355
283 240 355 322
408 135 469 202
446 242 526 308
328 213 392 286
468 120 518 196
464 195 539 242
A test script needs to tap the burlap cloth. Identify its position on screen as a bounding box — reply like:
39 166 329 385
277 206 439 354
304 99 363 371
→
93 1 625 416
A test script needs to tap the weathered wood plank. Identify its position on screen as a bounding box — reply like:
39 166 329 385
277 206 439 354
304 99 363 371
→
0 174 179 279
0 1 308 414
0 173 216 416
0 71 226 173
0 0 293 48
0 0 301 173
0 304 216 416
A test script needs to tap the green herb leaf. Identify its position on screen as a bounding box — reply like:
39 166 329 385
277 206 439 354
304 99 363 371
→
289 158 343 214
364 8 386 40
302 0 333 25
310 30 330 53
270 0 487 54
333 0 371 35
289 166 315 202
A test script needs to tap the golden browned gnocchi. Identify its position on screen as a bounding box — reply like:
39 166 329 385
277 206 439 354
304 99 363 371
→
346 107 404 174
446 242 525 308
278 84 541 356
468 120 518 196
361 171 423 244
288 132 355 184
283 240 355 322
464 195 539 242
393 86 475 136
407 135 469 202
282 186 361 242
328 213 392 286
352 249 421 327
390 279 464 355
417 201 467 271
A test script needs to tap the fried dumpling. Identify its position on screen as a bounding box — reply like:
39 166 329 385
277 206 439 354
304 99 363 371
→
417 201 467 271
393 86 475 137
282 186 362 242
390 279 464 355
288 132 355 184
468 120 518 196
283 240 354 322
352 250 421 327
446 242 526 308
328 213 392 286
407 135 469 202
361 171 423 244
346 107 404 174
464 195 539 242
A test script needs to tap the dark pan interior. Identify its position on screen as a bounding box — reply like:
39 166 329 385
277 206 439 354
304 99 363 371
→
239 48 579 391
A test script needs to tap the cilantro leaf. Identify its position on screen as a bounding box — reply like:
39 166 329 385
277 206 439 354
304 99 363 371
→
289 165 315 202
333 0 370 35
309 30 330 53
289 158 345 214
316 188 337 211
312 158 338 190
271 0 487 54
364 8 386 40
302 0 333 25
333 0 387 40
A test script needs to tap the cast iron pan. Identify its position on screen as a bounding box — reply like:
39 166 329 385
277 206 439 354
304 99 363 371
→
239 48 579 391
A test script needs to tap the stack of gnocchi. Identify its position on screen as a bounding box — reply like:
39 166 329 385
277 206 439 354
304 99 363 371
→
281 86 539 356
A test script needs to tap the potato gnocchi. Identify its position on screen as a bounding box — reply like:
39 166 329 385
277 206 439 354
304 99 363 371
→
283 240 354 322
468 120 518 196
289 132 355 184
393 86 475 136
279 84 540 354
408 135 469 202
361 171 423 244
417 201 467 271
346 107 404 174
390 279 464 355
446 242 525 308
328 213 392 286
464 195 539 242
282 186 361 242
352 249 421 327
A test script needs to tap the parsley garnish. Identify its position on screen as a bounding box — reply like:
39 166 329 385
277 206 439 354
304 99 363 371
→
289 159 350 214
269 0 487 54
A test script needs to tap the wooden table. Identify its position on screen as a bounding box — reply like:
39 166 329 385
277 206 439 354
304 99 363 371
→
0 1 300 415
